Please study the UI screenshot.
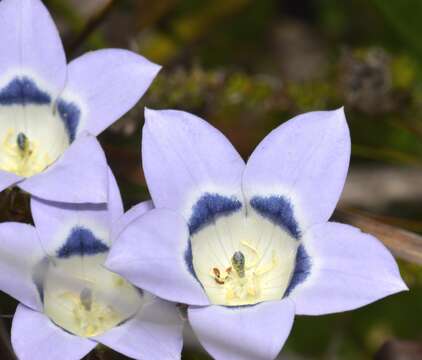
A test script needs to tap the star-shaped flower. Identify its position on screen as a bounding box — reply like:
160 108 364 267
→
0 0 160 203
0 170 183 360
107 108 408 360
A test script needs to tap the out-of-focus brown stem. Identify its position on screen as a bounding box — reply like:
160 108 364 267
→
336 207 422 265
0 318 15 360
67 0 117 56
0 188 32 223
375 339 422 360
135 0 180 31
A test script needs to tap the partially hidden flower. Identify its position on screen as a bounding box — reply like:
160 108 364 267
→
0 170 183 360
0 0 160 203
107 108 408 360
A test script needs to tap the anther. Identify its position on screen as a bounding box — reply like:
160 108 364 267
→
231 251 245 278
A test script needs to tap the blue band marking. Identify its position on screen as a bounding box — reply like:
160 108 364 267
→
188 193 242 235
57 226 109 259
185 193 242 280
0 77 51 105
57 99 81 143
184 239 200 281
250 195 301 239
284 244 311 297
0 77 81 143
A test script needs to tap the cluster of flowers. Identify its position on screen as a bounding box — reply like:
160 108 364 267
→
0 1 408 360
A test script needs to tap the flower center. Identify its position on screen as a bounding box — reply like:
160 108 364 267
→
43 262 142 337
191 212 298 306
210 242 279 305
54 288 121 337
0 129 52 177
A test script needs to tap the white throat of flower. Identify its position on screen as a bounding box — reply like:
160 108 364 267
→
191 212 298 306
42 255 142 337
0 105 70 177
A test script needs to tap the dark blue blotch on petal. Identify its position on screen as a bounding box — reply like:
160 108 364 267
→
250 196 301 239
57 226 109 259
186 193 242 283
284 244 311 297
188 193 242 235
0 77 51 105
184 239 200 281
57 99 81 143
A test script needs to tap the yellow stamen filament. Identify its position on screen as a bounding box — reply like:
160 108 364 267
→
0 128 51 177
210 241 278 305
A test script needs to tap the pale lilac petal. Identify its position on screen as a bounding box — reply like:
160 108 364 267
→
289 222 408 315
0 223 43 311
0 170 22 192
19 133 108 203
30 200 109 256
107 166 124 223
243 108 350 232
30 166 121 253
96 294 183 360
12 304 96 360
62 49 161 136
107 208 209 306
188 299 295 360
0 0 66 94
25 167 118 253
142 108 245 221
111 200 153 240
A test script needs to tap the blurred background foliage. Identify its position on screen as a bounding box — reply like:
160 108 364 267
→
1 0 422 359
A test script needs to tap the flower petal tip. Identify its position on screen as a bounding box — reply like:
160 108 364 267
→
143 107 170 127
144 106 157 119
395 278 409 293
147 61 162 76
104 245 132 274
128 50 161 81
330 106 347 123
379 273 409 299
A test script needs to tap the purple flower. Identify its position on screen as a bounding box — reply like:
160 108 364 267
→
0 0 160 203
107 108 408 360
0 170 183 360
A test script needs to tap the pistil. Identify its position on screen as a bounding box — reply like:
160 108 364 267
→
16 132 28 151
231 251 245 278
80 288 93 311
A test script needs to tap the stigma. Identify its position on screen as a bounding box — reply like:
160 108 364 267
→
231 251 245 278
0 129 51 177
